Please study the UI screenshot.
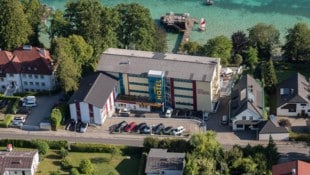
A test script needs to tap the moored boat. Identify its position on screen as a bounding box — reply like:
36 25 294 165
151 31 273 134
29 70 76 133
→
198 18 206 31
206 0 214 5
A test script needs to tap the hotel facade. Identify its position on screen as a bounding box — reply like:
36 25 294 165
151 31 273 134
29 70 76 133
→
97 48 221 113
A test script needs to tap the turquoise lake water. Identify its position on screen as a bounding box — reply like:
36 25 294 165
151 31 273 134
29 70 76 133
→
41 0 310 51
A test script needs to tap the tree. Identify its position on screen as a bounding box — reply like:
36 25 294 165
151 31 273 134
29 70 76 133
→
244 47 259 72
231 30 249 56
59 147 69 158
248 23 280 59
70 168 80 175
49 10 70 39
232 157 257 174
114 3 155 51
21 0 43 46
234 54 243 66
184 153 199 175
32 140 49 156
79 159 94 174
202 36 232 66
282 23 310 62
153 24 168 52
180 41 203 55
0 0 32 50
265 136 279 170
51 108 62 130
61 157 72 170
261 59 278 93
49 171 60 175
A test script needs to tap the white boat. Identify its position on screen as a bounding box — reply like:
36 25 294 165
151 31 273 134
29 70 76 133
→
198 18 206 31
206 0 214 5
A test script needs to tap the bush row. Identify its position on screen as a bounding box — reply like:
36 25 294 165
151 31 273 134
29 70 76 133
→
143 137 192 153
0 139 68 149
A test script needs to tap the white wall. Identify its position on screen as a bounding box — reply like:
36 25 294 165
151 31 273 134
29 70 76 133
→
277 103 310 116
196 81 212 112
115 102 151 112
259 133 289 141
69 104 77 121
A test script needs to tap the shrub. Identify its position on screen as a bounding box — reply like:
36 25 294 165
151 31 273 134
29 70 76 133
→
49 171 60 175
79 159 94 174
51 108 62 130
0 115 13 128
46 140 68 150
278 119 291 127
31 140 49 155
59 147 69 158
61 157 72 170
70 168 80 175
70 143 119 153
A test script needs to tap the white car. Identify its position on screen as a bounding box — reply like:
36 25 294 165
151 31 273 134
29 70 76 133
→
12 116 26 125
119 108 130 116
172 126 185 135
22 96 37 107
165 108 173 118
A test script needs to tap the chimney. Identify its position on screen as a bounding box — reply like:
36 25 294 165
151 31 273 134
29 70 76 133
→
7 144 12 152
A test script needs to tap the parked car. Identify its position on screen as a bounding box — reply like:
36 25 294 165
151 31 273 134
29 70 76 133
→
203 112 209 121
172 126 185 135
65 119 75 130
12 116 26 125
115 121 128 132
124 122 137 132
21 96 37 107
119 108 130 116
69 120 76 131
76 120 82 132
163 126 174 135
165 108 173 118
153 123 165 134
221 115 228 125
142 125 151 134
135 122 147 133
80 123 88 133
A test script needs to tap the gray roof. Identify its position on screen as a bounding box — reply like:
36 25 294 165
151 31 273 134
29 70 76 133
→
231 74 264 118
97 48 220 82
145 149 185 174
259 120 289 134
276 73 310 107
0 151 38 174
68 73 117 108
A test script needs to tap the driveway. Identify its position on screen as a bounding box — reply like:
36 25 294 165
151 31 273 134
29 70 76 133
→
24 93 63 126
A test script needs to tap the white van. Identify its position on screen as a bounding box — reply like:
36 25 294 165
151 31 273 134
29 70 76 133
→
22 96 37 107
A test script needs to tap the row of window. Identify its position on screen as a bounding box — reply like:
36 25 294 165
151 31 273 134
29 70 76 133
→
6 74 45 79
129 82 148 86
129 89 149 94
24 81 46 86
175 102 193 106
174 94 193 99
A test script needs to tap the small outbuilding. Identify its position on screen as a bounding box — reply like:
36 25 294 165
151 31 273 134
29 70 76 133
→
259 120 289 141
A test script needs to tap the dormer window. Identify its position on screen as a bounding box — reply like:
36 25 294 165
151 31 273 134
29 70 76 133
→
28 67 31 71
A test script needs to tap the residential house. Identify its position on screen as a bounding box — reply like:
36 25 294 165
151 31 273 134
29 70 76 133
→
276 73 310 117
0 45 56 94
145 149 185 175
68 73 117 125
272 160 310 175
230 75 265 131
258 119 289 141
0 150 39 175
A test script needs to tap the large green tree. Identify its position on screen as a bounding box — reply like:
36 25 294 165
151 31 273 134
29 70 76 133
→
49 10 70 39
180 41 203 55
203 35 232 66
282 23 310 62
114 3 155 51
244 46 259 72
21 0 43 46
0 0 32 50
248 23 280 60
231 30 249 56
261 59 278 93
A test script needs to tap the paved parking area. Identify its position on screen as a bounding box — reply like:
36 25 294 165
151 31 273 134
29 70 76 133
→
24 93 63 126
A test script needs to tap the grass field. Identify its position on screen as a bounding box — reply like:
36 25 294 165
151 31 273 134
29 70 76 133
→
36 150 141 175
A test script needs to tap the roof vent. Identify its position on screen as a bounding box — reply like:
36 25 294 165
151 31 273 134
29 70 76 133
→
40 48 46 56
23 45 32 50
28 67 31 70
291 168 296 175
290 88 294 94
34 67 37 71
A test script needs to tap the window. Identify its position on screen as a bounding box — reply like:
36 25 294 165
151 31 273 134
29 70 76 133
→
242 116 246 120
129 82 148 86
40 75 44 79
129 89 148 94
0 78 4 81
174 94 192 98
249 116 253 120
9 73 14 77
35 82 39 86
41 82 45 86
29 82 34 85
300 104 306 106
24 82 28 85
237 124 243 128
289 108 296 112
28 74 32 78
25 89 29 91
34 75 38 79
22 74 26 77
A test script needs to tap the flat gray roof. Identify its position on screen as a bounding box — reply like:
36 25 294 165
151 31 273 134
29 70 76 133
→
97 48 220 82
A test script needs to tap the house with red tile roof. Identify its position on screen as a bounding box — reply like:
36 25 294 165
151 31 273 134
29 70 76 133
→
0 45 56 93
272 160 310 175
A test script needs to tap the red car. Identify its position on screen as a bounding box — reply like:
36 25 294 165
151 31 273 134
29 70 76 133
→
124 122 136 132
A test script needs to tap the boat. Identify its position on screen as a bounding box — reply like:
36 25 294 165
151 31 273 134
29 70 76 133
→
198 18 206 31
206 0 214 5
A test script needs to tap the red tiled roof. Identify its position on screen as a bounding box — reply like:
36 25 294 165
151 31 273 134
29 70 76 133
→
272 160 310 175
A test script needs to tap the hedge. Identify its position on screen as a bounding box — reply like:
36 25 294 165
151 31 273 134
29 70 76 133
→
0 139 68 149
0 115 13 128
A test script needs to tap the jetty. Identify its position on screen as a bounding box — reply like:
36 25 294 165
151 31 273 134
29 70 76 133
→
160 12 198 47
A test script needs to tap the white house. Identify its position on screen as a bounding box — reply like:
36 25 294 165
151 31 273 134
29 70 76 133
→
0 45 56 94
230 75 265 131
276 73 310 117
145 149 185 175
68 73 117 125
0 151 39 175
258 120 289 141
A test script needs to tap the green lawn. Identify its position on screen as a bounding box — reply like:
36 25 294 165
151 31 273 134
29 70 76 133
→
36 150 141 175
274 61 310 83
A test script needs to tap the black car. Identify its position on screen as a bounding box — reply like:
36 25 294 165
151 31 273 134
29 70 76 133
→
163 126 174 135
153 123 165 134
114 121 128 132
135 122 147 133
69 120 76 131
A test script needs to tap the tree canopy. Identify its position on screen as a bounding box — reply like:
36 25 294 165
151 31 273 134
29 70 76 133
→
282 23 310 62
0 0 32 50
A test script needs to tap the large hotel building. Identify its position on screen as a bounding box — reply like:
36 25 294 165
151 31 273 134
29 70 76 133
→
97 48 221 113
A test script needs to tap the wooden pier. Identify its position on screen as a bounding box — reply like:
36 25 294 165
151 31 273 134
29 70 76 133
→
160 12 198 47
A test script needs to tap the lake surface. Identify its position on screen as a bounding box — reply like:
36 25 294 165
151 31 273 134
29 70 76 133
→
41 0 310 51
